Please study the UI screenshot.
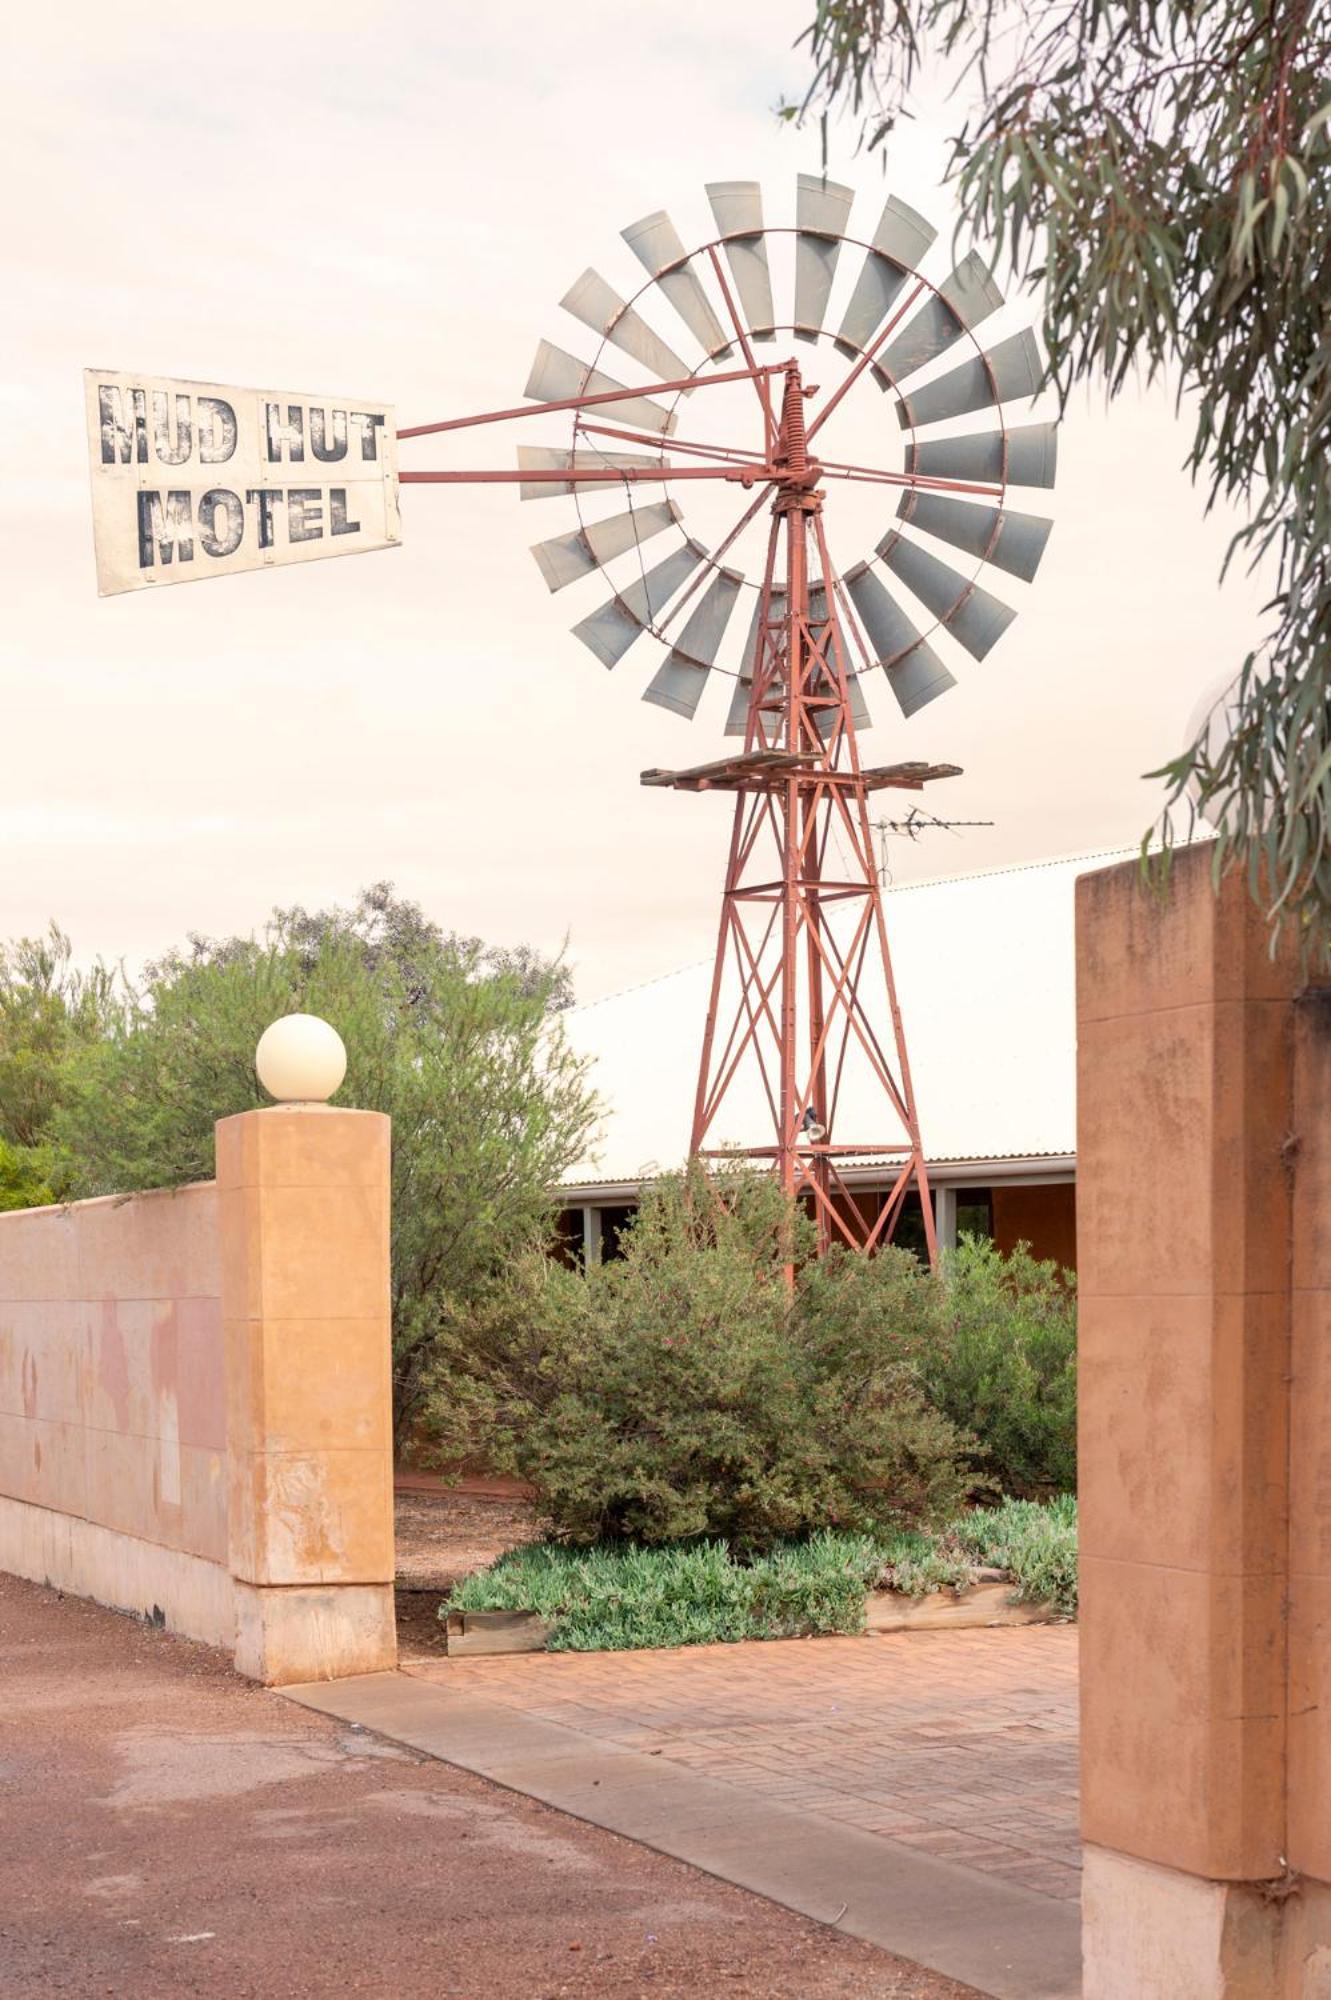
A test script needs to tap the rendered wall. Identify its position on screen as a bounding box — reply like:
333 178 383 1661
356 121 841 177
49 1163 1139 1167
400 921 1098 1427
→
0 1106 396 1684
1077 846 1331 1997
0 1184 233 1644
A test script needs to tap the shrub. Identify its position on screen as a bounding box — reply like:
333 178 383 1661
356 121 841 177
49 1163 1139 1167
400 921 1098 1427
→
925 1235 1077 1497
448 1532 884 1651
422 1164 978 1550
953 1493 1079 1617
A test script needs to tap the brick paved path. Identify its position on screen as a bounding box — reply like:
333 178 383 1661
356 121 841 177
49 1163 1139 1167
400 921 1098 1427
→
410 1626 1081 1904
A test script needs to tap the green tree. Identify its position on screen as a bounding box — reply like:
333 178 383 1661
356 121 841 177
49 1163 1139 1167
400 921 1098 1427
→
791 0 1331 954
0 925 124 1200
54 885 598 1439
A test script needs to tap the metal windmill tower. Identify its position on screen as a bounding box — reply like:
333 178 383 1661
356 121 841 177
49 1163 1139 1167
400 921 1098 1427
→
398 177 1057 1264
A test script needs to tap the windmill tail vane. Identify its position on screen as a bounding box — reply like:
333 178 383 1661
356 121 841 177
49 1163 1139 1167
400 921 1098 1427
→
393 175 1058 1263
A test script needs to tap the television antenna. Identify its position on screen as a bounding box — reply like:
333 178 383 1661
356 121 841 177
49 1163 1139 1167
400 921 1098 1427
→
397 177 1059 1262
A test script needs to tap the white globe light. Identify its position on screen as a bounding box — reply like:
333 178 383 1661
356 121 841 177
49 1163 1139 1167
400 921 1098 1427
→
255 1014 347 1104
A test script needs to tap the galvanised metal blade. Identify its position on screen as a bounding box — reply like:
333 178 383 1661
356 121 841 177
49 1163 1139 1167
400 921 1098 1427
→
525 340 677 435
844 560 957 715
621 210 733 359
724 584 787 734
705 181 776 341
643 565 745 717
903 421 1058 490
877 530 1016 660
531 499 681 593
895 491 1054 583
571 540 709 667
560 269 692 392
878 251 1003 387
793 174 854 343
896 329 1043 429
835 194 937 360
517 445 663 500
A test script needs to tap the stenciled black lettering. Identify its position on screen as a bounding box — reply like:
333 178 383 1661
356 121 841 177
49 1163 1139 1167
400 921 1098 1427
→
198 397 238 464
244 488 280 549
136 490 194 568
286 489 323 542
329 489 361 537
99 385 148 465
265 402 305 462
309 408 348 462
151 391 192 466
197 488 244 558
349 411 386 461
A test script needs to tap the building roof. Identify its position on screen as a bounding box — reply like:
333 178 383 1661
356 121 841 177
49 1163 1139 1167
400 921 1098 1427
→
560 846 1128 1191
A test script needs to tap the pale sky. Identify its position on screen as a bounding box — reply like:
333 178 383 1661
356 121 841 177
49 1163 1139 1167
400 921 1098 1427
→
3 1 1270 1002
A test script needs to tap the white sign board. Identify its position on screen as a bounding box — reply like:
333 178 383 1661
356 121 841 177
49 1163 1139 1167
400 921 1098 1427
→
84 369 401 595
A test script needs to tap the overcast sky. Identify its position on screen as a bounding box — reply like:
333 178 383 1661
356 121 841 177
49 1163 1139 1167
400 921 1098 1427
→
3 1 1270 1002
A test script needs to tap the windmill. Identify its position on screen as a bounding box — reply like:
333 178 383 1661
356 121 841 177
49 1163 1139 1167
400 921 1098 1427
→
396 176 1058 1263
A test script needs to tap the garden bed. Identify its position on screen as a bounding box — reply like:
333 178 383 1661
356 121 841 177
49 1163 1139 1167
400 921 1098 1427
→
440 1497 1077 1656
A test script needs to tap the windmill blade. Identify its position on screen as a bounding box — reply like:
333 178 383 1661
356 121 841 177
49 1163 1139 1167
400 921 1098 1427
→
706 181 776 341
897 329 1044 429
835 194 937 358
878 251 1003 387
621 210 733 359
725 585 787 734
572 540 709 668
525 340 677 436
903 422 1058 490
560 269 692 390
844 561 957 716
793 174 854 343
896 491 1054 583
531 499 681 593
643 566 744 718
517 445 664 500
877 531 1016 661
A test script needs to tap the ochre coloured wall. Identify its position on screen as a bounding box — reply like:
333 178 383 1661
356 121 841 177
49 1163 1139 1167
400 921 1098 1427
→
991 1182 1077 1272
0 1106 396 1684
1077 845 1331 1997
0 1185 234 1644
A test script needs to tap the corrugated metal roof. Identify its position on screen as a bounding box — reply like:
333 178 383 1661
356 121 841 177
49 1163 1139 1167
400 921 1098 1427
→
561 845 1130 1189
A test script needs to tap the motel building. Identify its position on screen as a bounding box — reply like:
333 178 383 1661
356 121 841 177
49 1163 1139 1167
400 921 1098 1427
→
553 847 1117 1273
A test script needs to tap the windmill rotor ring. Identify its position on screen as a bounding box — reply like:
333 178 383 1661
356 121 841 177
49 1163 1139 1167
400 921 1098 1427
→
520 175 1057 729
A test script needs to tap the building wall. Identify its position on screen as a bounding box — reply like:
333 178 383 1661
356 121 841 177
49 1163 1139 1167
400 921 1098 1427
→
0 1107 397 1684
992 1182 1078 1272
0 1184 234 1645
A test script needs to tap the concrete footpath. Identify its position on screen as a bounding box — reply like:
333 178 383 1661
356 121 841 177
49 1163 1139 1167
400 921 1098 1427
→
286 1657 1082 2000
1 1572 981 1999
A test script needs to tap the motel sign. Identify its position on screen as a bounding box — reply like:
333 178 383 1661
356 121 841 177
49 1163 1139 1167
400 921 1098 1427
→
84 370 401 595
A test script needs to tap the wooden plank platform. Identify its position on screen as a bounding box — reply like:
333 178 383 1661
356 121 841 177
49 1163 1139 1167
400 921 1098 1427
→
641 752 963 794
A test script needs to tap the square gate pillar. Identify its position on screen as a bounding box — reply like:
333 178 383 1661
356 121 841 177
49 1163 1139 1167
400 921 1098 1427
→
1076 845 1331 1996
217 1105 396 1684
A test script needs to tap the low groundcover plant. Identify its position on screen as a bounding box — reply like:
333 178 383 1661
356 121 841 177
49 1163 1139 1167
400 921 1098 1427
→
446 1497 1078 1652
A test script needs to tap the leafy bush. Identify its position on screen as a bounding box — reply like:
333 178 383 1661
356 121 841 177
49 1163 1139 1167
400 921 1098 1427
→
448 1532 884 1651
0 1137 56 1213
925 1235 1077 1497
422 1164 978 1550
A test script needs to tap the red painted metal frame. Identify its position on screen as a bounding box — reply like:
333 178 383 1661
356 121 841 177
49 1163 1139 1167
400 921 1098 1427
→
399 338 947 1265
684 365 937 1261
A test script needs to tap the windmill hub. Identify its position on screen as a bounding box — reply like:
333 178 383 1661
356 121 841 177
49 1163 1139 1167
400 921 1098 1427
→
396 175 1058 1262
